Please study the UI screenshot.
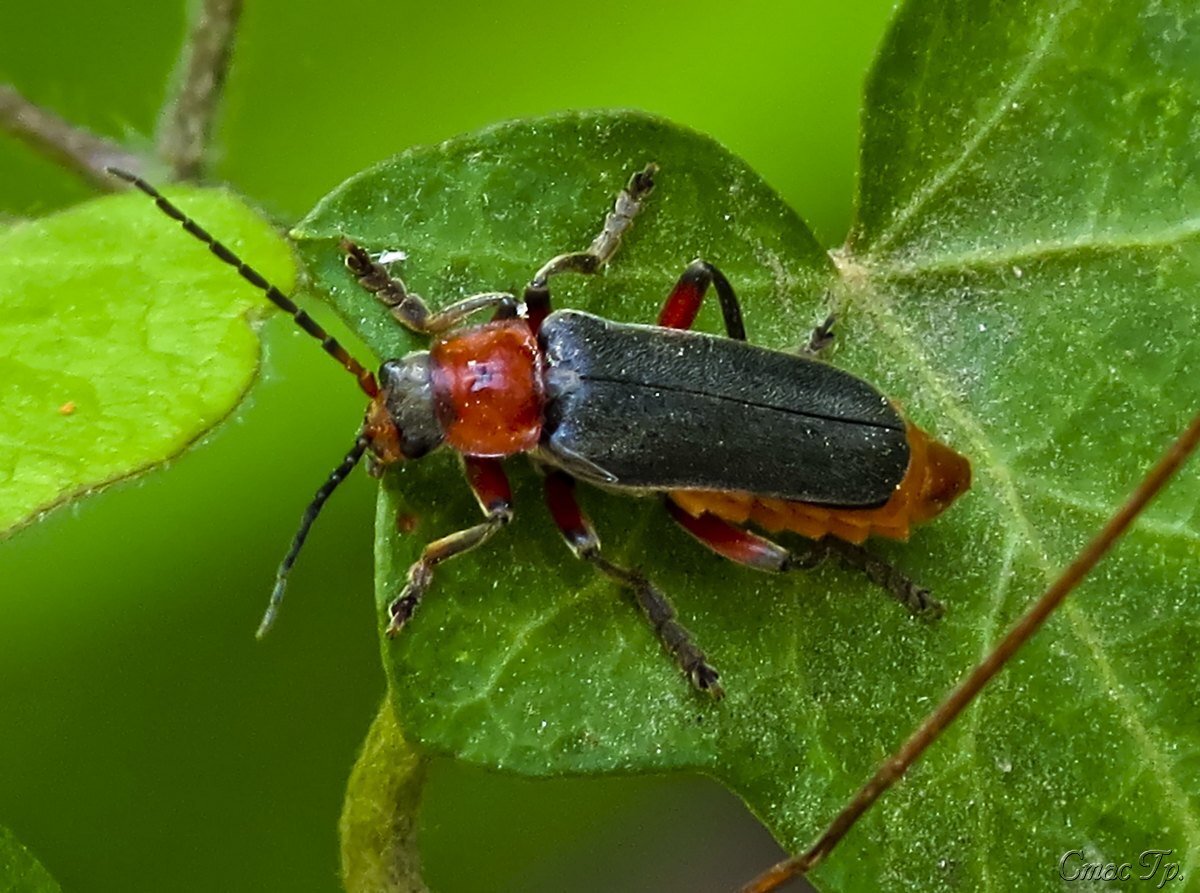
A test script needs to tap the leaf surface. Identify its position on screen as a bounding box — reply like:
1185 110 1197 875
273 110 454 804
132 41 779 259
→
0 189 296 537
295 53 1198 890
0 826 61 893
833 0 1200 887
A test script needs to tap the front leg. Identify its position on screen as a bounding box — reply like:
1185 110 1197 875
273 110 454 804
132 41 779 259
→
530 163 658 285
341 239 517 335
523 163 658 330
386 457 513 636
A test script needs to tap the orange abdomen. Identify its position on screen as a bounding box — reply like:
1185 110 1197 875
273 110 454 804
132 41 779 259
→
670 422 971 544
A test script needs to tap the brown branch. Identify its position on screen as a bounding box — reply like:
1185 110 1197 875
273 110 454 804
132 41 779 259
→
157 0 243 181
0 84 146 190
740 408 1200 893
340 699 430 893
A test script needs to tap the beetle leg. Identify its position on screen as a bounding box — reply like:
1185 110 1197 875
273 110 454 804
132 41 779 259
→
384 457 513 636
523 163 658 330
543 470 724 698
341 238 518 334
664 500 943 617
663 499 791 570
531 164 658 284
801 313 836 357
657 259 746 339
822 538 944 616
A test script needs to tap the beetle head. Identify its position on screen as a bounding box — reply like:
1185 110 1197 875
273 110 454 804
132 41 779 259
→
363 352 445 474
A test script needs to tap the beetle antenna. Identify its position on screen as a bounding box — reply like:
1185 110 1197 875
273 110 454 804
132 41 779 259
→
256 434 370 638
107 167 379 398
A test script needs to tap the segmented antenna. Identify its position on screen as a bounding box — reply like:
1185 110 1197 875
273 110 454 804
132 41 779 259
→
106 167 379 398
257 435 370 638
108 168 380 635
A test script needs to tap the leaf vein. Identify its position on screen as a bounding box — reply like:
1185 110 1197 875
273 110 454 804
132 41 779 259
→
968 531 1021 893
453 577 611 715
846 264 1200 844
876 217 1200 278
849 280 1200 849
869 0 1079 254
1061 598 1198 839
1034 482 1200 543
453 510 665 714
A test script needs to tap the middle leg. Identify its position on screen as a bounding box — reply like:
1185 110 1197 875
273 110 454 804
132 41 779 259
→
656 259 746 339
542 470 724 698
658 262 831 352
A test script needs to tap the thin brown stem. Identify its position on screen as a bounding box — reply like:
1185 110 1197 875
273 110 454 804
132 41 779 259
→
740 409 1200 893
157 0 244 181
0 84 145 189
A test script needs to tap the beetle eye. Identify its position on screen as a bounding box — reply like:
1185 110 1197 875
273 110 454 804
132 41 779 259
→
378 352 445 460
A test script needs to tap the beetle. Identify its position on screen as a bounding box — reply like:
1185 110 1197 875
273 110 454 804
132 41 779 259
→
110 164 970 698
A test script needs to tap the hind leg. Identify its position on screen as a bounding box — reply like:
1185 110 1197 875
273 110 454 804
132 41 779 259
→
663 500 942 616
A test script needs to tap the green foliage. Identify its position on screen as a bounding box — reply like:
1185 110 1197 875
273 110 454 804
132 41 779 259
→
0 827 60 893
5 0 1197 889
296 0 1200 882
0 189 295 536
294 113 832 361
1 2 897 892
294 111 840 753
826 0 1200 886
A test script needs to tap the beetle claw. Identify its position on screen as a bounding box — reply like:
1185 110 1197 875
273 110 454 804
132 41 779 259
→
385 592 420 637
692 663 725 700
912 589 945 619
803 314 837 357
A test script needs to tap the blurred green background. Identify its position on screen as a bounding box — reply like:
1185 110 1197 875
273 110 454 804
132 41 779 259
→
0 1 897 890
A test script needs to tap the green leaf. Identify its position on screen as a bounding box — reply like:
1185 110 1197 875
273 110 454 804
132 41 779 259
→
294 112 831 361
296 35 1197 888
831 0 1199 889
0 189 296 537
0 826 61 893
294 108 875 848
